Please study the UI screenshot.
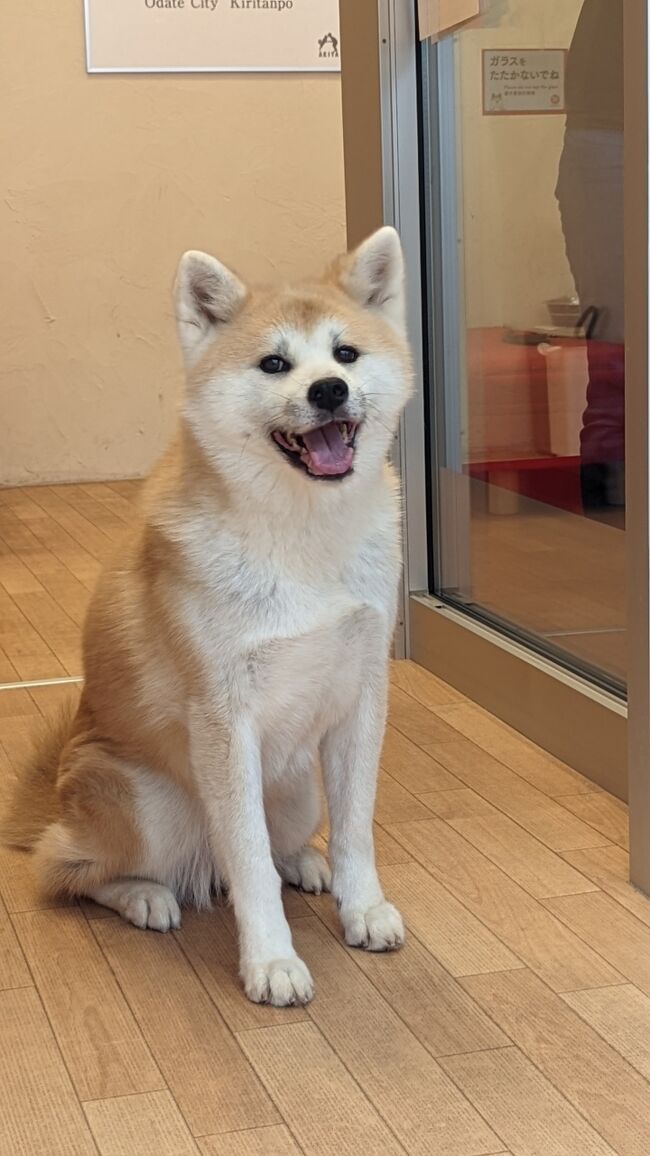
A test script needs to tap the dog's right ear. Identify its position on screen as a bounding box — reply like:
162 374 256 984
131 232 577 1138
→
175 251 247 365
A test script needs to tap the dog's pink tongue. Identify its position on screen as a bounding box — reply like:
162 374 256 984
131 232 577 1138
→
302 423 353 476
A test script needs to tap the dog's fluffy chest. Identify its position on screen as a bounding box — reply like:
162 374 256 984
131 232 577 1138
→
178 507 400 759
181 492 401 650
250 601 383 752
194 553 393 688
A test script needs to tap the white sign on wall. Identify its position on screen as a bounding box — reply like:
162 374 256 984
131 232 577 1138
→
482 49 566 115
84 0 341 74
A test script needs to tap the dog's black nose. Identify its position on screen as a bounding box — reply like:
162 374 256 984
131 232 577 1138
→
307 377 349 413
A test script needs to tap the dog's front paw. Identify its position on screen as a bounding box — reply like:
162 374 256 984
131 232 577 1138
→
341 901 405 952
242 956 315 1007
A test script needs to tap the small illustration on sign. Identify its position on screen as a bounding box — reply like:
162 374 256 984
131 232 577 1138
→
318 32 339 59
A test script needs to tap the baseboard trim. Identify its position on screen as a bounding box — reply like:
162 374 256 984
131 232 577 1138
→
0 676 83 691
409 595 627 800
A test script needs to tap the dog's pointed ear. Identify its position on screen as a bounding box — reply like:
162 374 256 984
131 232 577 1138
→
175 251 247 365
335 227 406 333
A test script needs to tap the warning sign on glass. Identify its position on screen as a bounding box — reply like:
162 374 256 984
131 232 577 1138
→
482 49 566 116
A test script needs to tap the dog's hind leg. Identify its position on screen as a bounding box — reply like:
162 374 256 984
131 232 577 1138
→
266 758 331 895
32 744 198 931
36 818 181 930
86 878 181 931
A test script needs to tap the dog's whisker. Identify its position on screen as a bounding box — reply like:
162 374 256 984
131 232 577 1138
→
238 433 252 464
366 401 394 436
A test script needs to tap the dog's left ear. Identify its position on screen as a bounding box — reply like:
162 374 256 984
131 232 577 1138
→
175 250 247 366
335 227 406 333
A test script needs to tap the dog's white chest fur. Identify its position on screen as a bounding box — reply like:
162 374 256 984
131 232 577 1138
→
180 501 400 780
251 604 379 775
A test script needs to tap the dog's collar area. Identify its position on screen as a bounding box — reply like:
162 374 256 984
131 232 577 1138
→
271 420 359 480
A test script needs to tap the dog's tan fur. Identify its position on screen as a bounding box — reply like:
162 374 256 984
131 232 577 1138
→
3 228 413 1005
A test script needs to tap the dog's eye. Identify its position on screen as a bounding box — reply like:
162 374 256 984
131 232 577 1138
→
259 355 291 375
334 345 360 365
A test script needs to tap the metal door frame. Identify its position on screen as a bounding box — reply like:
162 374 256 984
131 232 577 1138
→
625 0 650 893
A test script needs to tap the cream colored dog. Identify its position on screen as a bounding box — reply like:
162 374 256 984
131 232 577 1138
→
3 227 413 1006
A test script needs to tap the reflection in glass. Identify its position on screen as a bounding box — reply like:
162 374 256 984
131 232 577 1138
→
425 0 626 691
556 0 624 521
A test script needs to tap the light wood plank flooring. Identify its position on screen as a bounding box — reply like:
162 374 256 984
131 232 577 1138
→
0 483 647 1156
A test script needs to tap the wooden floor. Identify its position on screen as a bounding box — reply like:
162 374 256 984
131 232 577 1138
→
0 481 139 682
0 484 648 1156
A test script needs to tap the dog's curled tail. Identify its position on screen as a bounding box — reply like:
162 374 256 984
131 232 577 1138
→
0 702 76 849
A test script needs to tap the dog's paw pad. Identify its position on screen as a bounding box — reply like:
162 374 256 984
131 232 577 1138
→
342 901 404 952
279 846 331 895
243 956 314 1007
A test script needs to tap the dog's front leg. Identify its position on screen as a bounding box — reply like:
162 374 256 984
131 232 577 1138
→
321 675 405 952
191 707 314 1006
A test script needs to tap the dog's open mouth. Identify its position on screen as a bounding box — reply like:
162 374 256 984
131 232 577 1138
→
271 421 359 479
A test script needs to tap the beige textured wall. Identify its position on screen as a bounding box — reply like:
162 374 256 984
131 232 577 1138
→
1 3 345 485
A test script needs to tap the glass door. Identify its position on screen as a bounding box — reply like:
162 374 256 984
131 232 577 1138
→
339 0 648 890
421 1 626 696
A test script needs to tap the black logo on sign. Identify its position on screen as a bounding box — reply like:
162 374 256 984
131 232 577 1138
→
318 32 339 59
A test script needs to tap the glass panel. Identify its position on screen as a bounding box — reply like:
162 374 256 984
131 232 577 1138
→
423 0 625 694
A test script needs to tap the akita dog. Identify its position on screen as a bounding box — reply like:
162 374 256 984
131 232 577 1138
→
3 227 413 1006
